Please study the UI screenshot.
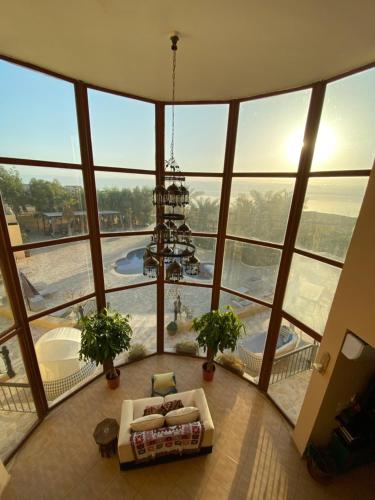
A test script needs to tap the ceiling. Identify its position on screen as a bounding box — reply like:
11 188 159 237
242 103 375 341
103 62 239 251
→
1 0 374 101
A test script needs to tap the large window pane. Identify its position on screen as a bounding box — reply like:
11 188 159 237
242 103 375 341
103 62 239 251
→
234 90 311 172
185 176 222 233
219 290 271 384
164 284 212 354
311 68 375 171
101 235 155 290
0 270 13 333
106 285 157 362
296 177 368 261
0 164 87 246
29 298 98 405
182 237 216 284
95 171 155 232
268 320 319 424
227 178 295 243
165 105 228 172
16 241 94 316
283 253 341 334
222 240 281 302
0 60 80 163
0 335 38 461
88 89 155 169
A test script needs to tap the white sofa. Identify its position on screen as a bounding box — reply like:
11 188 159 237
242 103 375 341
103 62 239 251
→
118 388 214 469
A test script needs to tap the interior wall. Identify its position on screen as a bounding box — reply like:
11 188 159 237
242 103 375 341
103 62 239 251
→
293 166 375 454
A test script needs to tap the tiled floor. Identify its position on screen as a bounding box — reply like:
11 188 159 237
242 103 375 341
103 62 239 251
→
268 370 313 424
3 355 374 500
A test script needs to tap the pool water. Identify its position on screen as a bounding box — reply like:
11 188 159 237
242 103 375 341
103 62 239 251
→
115 247 213 280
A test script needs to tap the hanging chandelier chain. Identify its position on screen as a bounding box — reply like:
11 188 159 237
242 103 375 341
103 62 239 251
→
170 47 177 163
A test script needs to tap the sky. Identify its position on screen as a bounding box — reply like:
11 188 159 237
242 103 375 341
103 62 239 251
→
0 58 374 205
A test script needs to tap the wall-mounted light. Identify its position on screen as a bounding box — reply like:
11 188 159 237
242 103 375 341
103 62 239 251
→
313 352 330 374
341 331 366 360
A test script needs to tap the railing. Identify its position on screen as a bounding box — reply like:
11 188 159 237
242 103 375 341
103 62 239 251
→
0 381 36 413
269 342 319 385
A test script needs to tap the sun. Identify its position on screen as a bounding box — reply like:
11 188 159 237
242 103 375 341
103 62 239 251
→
285 124 337 166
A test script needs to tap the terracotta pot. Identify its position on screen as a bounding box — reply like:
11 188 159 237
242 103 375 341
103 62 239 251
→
202 362 215 381
106 368 120 389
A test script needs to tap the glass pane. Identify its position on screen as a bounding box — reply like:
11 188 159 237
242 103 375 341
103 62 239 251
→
0 269 13 333
283 253 341 334
164 284 212 355
222 240 281 302
102 235 155 289
227 178 295 243
165 105 228 172
0 164 87 245
180 236 216 284
296 177 368 261
185 176 222 233
106 285 157 362
29 298 98 405
219 290 271 383
16 240 94 316
95 171 155 232
234 89 311 172
88 89 155 169
0 335 38 461
0 60 80 163
268 320 319 424
311 68 375 171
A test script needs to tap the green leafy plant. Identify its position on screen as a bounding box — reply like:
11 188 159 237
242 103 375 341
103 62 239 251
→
192 307 245 372
79 308 132 379
128 343 147 362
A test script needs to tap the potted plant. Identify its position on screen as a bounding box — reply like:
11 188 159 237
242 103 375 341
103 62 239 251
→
166 320 178 336
79 308 132 389
192 307 245 381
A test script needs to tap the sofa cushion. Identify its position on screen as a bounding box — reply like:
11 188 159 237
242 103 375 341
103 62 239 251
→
130 414 165 432
165 406 200 426
153 372 176 391
133 396 164 419
144 399 183 416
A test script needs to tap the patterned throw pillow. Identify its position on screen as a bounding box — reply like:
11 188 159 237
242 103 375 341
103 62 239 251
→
143 399 183 416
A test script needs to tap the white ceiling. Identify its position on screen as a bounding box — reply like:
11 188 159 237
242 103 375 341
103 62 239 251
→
1 0 374 101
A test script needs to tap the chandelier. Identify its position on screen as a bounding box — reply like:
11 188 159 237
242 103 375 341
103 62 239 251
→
143 33 200 282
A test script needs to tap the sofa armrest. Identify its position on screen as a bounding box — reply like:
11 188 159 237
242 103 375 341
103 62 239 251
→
194 388 214 447
118 400 134 463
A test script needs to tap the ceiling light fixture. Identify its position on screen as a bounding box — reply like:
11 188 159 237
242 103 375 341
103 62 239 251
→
143 33 200 282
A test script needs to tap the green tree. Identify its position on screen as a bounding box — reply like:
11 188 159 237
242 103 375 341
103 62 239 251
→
0 166 28 214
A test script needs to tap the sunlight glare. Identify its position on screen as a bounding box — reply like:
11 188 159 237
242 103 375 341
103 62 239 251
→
285 124 336 166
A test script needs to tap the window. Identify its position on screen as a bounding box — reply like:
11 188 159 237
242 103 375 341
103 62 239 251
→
29 298 98 406
95 171 155 233
0 269 13 333
0 165 86 245
164 284 212 354
88 89 155 169
16 241 94 316
283 253 341 334
165 105 228 172
311 68 375 171
234 90 311 172
184 177 222 233
222 240 281 302
106 285 157 360
101 235 155 290
296 177 368 261
0 60 80 163
227 178 295 243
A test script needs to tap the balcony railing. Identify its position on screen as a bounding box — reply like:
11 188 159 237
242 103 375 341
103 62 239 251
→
269 342 318 385
0 381 36 413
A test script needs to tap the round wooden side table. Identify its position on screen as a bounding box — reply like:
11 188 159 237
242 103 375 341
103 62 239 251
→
93 418 119 458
